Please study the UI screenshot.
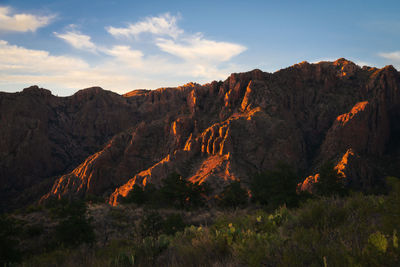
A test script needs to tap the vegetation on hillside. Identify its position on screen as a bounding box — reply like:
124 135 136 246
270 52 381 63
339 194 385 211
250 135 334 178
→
1 167 399 266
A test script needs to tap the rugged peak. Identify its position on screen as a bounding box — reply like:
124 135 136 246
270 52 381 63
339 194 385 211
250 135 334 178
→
75 86 106 95
72 86 121 101
22 85 52 96
382 64 398 73
333 58 355 66
2 60 400 211
123 89 151 98
292 61 310 68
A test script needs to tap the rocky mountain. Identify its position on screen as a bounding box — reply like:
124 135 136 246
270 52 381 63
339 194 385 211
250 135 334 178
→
1 59 399 210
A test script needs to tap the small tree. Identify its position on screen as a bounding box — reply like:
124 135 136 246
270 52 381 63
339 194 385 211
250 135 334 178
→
314 161 347 197
160 173 189 208
123 184 146 204
160 172 208 209
50 200 95 247
250 163 300 208
219 181 248 208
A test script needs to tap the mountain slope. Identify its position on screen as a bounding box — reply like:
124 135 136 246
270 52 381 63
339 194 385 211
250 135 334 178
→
1 59 399 209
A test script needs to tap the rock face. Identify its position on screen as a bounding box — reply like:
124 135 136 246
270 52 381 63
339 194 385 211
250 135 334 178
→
0 86 137 211
1 59 400 210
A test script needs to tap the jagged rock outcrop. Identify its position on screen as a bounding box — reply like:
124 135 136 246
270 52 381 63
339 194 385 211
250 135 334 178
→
0 86 137 211
1 59 399 209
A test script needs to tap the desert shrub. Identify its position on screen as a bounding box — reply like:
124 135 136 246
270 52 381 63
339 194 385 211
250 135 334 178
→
54 214 95 247
47 199 95 248
23 223 44 238
162 213 186 235
140 211 164 237
250 163 302 208
0 215 21 265
24 204 43 213
165 225 231 266
133 235 171 265
360 230 400 266
140 211 186 238
294 198 348 230
382 176 400 232
46 198 87 219
84 193 104 204
95 239 135 265
218 181 248 208
24 249 72 267
110 251 136 267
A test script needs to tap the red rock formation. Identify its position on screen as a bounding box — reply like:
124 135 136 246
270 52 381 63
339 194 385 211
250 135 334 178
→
1 59 399 209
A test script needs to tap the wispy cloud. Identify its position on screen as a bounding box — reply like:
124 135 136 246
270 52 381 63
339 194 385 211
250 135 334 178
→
104 45 144 68
0 6 53 32
105 13 247 76
54 30 97 52
0 13 247 95
156 34 246 62
0 40 88 73
0 39 139 94
378 51 400 69
379 51 400 61
106 13 183 39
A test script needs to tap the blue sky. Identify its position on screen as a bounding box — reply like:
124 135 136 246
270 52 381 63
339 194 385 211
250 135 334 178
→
0 0 399 96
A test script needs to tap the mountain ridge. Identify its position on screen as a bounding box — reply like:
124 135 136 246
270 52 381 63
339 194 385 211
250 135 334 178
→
1 59 399 210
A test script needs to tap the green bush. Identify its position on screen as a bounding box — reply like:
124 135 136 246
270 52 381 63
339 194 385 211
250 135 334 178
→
218 181 248 208
54 215 95 247
140 211 186 237
160 172 208 209
122 173 209 209
140 211 164 237
162 213 186 235
47 199 95 248
250 163 302 208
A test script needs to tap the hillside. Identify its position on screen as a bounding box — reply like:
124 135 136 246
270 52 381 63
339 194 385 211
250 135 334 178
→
1 59 399 210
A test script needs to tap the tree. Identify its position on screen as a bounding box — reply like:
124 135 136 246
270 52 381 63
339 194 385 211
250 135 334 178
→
50 200 95 247
123 184 146 204
219 181 248 208
250 163 301 208
314 161 347 197
160 173 190 208
160 172 208 209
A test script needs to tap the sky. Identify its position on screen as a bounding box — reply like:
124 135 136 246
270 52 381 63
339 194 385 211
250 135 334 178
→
0 0 399 96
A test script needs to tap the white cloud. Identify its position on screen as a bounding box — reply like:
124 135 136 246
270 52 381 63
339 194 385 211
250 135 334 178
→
54 31 97 51
106 13 247 73
379 51 400 61
0 40 139 94
378 51 400 69
107 13 183 39
0 6 53 32
0 40 88 73
104 45 143 67
0 39 244 96
0 13 247 95
156 34 246 62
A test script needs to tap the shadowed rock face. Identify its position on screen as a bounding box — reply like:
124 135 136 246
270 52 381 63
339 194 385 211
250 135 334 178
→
0 86 138 211
1 59 400 209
